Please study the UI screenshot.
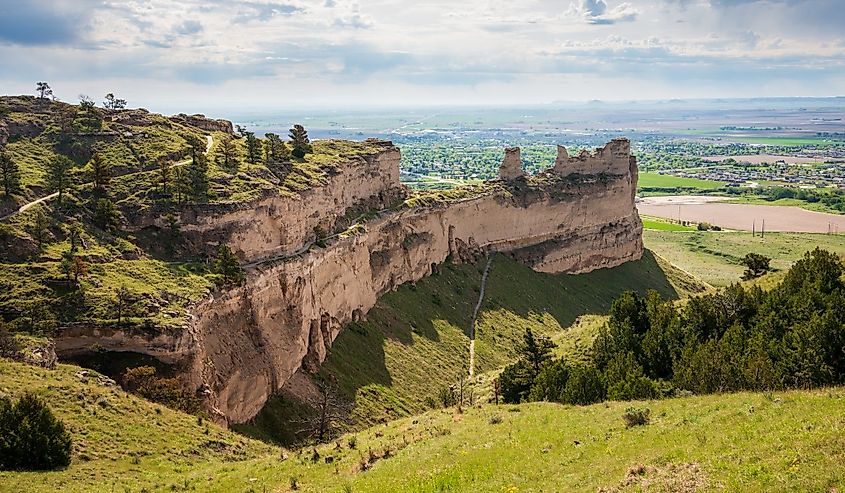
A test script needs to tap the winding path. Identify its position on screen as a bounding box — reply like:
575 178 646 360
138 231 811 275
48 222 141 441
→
1 135 213 222
468 253 494 377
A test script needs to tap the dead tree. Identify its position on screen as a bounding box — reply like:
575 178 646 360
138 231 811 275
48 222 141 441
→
294 380 354 443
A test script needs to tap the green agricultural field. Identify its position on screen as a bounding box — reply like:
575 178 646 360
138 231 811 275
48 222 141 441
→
239 250 707 444
643 229 845 287
641 216 697 231
638 172 724 189
3 358 844 492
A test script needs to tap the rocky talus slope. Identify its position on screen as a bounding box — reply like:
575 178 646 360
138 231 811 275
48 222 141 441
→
56 138 643 423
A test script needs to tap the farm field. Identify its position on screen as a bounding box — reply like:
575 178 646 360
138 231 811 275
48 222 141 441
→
638 195 845 233
642 229 845 287
637 172 724 189
641 215 697 231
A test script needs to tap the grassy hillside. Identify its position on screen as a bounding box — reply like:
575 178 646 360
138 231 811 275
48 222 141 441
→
0 359 276 493
239 250 707 443
3 357 843 492
0 97 389 335
643 230 845 287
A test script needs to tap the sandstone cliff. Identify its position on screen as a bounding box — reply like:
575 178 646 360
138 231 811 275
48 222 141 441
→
55 138 643 424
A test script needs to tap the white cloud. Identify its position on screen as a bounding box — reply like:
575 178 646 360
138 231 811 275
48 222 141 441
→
0 0 842 110
566 0 640 24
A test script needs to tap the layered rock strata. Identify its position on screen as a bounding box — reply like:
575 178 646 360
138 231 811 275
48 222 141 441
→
56 138 643 424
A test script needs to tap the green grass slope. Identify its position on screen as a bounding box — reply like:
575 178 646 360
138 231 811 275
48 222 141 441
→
3 357 843 492
0 359 276 493
239 250 707 443
643 230 845 287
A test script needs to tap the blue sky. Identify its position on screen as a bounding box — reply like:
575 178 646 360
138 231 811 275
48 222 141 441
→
0 0 843 113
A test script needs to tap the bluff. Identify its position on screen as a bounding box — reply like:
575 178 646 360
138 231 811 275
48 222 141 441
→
55 138 643 423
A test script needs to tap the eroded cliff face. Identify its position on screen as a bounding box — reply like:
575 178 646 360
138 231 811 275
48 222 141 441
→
55 138 643 424
165 142 403 260
184 138 642 423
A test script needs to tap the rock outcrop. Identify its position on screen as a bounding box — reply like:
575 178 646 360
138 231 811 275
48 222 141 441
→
55 137 643 424
499 147 524 180
169 113 234 134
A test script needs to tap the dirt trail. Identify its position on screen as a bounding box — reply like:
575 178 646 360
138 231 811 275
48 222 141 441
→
469 254 494 377
1 135 213 222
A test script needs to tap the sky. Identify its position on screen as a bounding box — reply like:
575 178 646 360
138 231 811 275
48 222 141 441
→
1 0 844 114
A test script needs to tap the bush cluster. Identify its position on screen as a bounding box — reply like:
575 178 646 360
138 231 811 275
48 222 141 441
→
0 392 72 470
500 248 845 405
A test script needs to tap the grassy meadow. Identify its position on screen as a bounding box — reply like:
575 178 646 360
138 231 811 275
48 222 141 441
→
2 358 844 492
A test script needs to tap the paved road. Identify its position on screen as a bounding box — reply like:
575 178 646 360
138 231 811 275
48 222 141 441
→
1 135 213 222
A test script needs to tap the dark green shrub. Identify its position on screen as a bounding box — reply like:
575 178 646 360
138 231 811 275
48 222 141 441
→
498 360 534 404
561 366 606 405
0 392 72 470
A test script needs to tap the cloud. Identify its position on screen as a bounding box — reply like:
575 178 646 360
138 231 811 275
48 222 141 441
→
231 1 305 23
569 0 639 25
332 1 373 29
174 20 204 35
0 1 93 45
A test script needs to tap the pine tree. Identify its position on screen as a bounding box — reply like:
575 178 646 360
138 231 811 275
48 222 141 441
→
64 221 84 253
0 151 21 196
27 208 50 249
89 153 112 195
264 132 290 177
0 392 72 470
158 158 171 196
216 135 240 170
93 198 120 231
288 124 312 159
187 151 209 201
214 245 244 285
46 156 73 204
243 131 262 165
519 327 555 375
36 82 53 100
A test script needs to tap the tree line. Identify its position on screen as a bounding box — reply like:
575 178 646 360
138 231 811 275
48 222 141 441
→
500 248 845 405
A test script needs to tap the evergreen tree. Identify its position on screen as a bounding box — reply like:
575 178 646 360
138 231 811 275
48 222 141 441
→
288 124 312 159
187 151 209 201
93 198 120 231
172 166 188 204
27 208 50 249
216 135 240 170
243 131 262 164
64 221 84 253
115 285 134 326
158 158 171 196
264 132 290 177
89 153 112 195
741 253 771 280
518 327 555 375
36 82 53 100
102 93 127 110
0 151 21 196
0 392 72 471
46 156 74 204
214 245 244 285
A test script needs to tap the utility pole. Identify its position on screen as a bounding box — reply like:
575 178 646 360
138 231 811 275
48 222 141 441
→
752 220 755 236
761 219 765 238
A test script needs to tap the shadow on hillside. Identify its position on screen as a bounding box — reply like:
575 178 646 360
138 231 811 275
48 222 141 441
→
240 249 679 446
